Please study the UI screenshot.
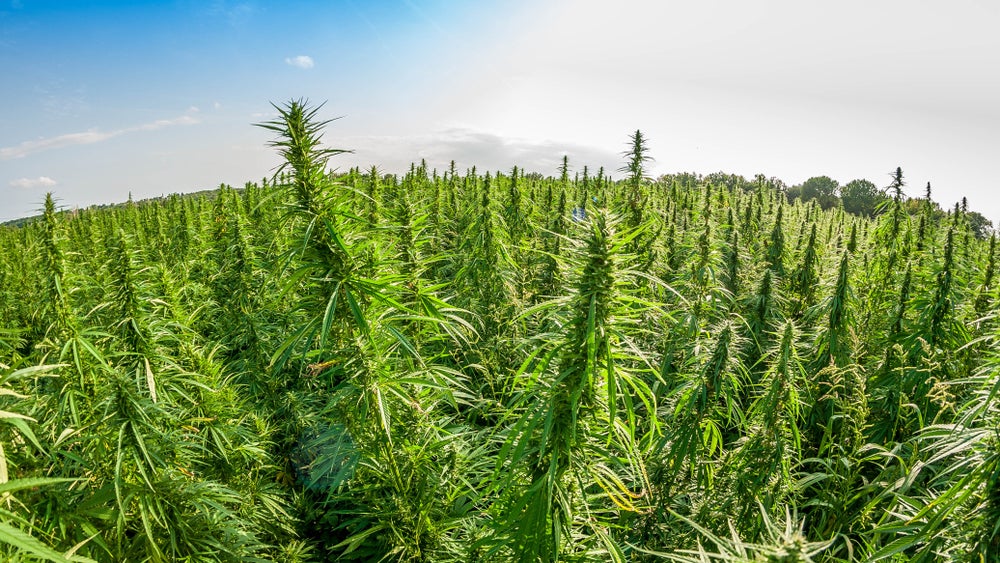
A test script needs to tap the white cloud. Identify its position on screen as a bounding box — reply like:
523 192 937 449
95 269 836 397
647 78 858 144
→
9 176 57 189
0 113 200 160
340 128 620 177
136 115 200 131
285 55 314 69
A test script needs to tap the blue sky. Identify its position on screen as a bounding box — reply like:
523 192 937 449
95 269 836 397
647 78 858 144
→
2 0 999 224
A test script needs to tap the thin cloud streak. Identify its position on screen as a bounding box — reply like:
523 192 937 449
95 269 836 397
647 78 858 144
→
9 176 57 189
340 128 621 176
0 114 199 160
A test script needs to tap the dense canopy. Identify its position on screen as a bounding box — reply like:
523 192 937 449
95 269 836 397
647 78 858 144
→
0 101 997 562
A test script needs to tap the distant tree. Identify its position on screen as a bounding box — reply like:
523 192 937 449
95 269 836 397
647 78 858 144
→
817 193 840 210
967 211 993 239
785 185 802 203
840 179 885 217
800 176 840 209
705 171 749 192
801 176 838 200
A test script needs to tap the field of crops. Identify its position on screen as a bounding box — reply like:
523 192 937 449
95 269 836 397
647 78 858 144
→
0 100 997 562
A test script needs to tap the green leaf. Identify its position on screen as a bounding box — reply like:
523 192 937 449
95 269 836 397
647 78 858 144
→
0 477 78 496
0 520 71 562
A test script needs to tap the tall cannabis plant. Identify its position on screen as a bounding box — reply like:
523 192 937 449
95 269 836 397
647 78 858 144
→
493 210 657 562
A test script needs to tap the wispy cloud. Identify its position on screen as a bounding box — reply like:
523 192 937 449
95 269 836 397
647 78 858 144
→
206 1 256 26
285 55 314 69
9 176 57 189
341 128 620 176
0 114 200 160
134 115 199 132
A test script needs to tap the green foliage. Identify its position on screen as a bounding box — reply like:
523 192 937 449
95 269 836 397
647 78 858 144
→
841 179 886 217
1 101 997 562
799 176 840 210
